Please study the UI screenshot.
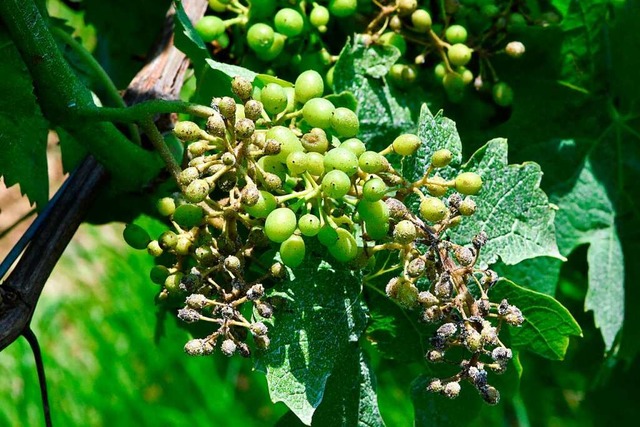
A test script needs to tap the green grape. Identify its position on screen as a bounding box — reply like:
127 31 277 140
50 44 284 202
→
324 147 359 176
295 70 325 104
364 217 389 240
358 151 386 173
173 204 204 229
447 44 472 67
328 228 358 262
481 4 500 19
445 25 468 44
243 190 277 218
443 72 465 94
265 208 297 242
455 172 483 195
247 23 275 53
492 82 514 107
317 225 339 246
397 0 418 16
274 8 305 37
340 138 366 157
461 68 474 85
258 155 287 180
266 126 304 162
256 33 285 61
157 197 176 216
322 170 352 198
159 231 178 249
426 176 448 197
357 200 389 223
330 107 360 137
150 265 170 285
306 152 325 176
392 133 421 156
412 9 432 32
261 83 288 115
362 178 387 202
325 66 335 88
301 128 329 153
419 197 447 222
208 0 227 13
379 32 407 55
195 16 226 42
280 235 306 268
329 0 357 18
283 86 296 113
393 220 417 244
303 97 335 129
286 151 308 175
431 149 453 168
298 213 321 236
434 63 446 80
123 223 151 250
216 31 230 49
310 5 330 28
164 272 184 294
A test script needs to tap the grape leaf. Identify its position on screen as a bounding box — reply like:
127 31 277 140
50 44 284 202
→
406 106 564 267
0 27 49 208
333 35 423 151
492 279 582 360
411 375 482 427
492 257 562 296
254 259 369 426
275 344 384 427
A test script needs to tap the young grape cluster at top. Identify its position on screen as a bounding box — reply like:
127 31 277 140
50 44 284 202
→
123 70 523 404
193 0 558 106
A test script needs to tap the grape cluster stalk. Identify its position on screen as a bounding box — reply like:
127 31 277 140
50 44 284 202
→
123 71 523 403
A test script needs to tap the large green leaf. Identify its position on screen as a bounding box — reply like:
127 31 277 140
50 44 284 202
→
411 375 482 427
254 259 369 425
492 279 582 360
407 106 563 267
0 27 49 208
275 344 384 427
333 35 424 150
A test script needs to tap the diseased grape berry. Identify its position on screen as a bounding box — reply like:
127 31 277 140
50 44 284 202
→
505 41 526 58
393 220 417 244
455 172 482 195
324 147 359 176
174 121 202 142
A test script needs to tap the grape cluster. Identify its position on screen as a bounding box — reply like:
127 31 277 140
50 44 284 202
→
123 71 522 403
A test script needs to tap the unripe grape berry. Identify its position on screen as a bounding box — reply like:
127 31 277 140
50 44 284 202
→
492 82 514 107
358 200 390 223
301 128 329 153
393 220 417 244
221 152 236 166
295 152 320 177
247 23 275 53
123 223 151 250
174 121 201 142
329 0 357 18
157 197 176 216
379 32 407 55
317 225 339 246
159 230 178 249
274 8 304 37
442 72 465 93
195 16 226 42
340 138 366 157
232 76 253 102
265 208 297 242
295 70 325 104
185 179 210 203
392 133 421 156
303 98 335 129
173 204 204 228
208 0 227 12
322 170 352 198
425 176 449 197
447 44 472 67
411 10 432 32
331 107 360 138
397 0 418 16
261 83 288 115
362 178 387 202
459 197 477 216
420 197 447 222
431 149 453 168
328 228 358 262
256 32 285 61
286 151 308 175
150 265 170 285
164 272 183 294
461 69 474 85
359 151 386 173
434 63 446 80
325 148 358 177
280 235 306 268
310 5 330 28
445 25 468 44
298 213 321 236
390 15 402 31
455 172 482 195
266 126 303 162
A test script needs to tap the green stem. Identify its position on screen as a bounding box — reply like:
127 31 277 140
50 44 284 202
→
0 0 162 190
50 25 141 145
140 119 182 184
82 100 214 123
